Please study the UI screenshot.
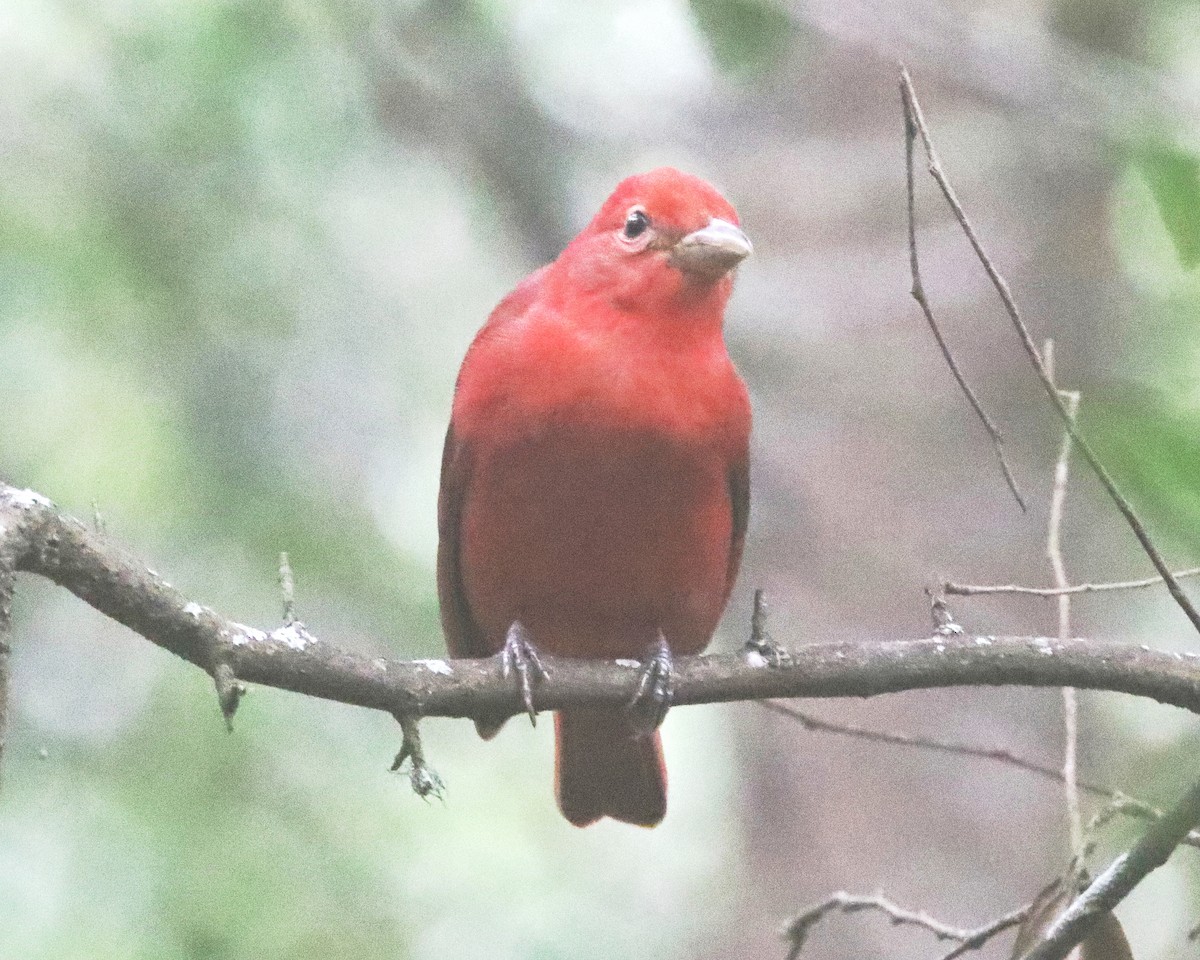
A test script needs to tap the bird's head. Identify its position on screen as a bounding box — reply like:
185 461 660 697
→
554 168 751 324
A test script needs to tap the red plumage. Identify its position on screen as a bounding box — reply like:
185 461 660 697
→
438 168 751 827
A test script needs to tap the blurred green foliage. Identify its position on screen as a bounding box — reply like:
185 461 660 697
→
4 0 1200 957
1106 134 1200 550
1135 141 1200 270
0 2 749 957
1088 389 1200 550
688 0 797 78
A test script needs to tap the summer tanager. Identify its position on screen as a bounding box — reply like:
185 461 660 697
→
438 167 752 827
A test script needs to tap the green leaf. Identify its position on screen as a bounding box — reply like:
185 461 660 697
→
1087 386 1200 545
689 0 796 78
1136 141 1200 270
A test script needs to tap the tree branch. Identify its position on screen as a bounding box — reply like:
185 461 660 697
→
900 66 1200 638
1016 773 1200 960
3 485 1200 733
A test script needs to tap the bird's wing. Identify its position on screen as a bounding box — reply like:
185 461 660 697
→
726 451 750 599
436 422 489 658
437 266 552 659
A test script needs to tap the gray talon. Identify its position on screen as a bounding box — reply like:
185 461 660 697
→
501 621 548 726
627 633 674 736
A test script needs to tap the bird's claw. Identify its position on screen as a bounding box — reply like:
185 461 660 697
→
501 621 548 726
627 634 674 736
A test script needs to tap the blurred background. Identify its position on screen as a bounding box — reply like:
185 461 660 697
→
2 0 1199 957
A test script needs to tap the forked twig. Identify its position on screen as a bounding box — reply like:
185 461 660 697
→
900 65 1200 637
902 82 1026 512
783 890 1029 960
944 568 1200 598
903 66 1200 957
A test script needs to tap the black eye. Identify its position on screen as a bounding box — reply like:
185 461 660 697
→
623 209 650 239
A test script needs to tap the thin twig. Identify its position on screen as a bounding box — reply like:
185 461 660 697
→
391 713 444 799
751 588 768 644
0 557 12 788
937 906 1034 960
900 65 1200 638
1045 339 1084 859
745 589 792 667
1060 689 1083 854
928 588 965 636
761 700 1200 854
1094 794 1200 852
279 551 296 626
944 568 1200 598
212 661 245 732
783 890 1028 960
902 79 1026 512
1018 773 1200 959
761 700 1113 799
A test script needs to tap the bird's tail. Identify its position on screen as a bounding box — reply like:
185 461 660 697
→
554 708 666 827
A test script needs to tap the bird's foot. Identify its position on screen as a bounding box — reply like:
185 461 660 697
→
627 633 674 737
500 620 548 726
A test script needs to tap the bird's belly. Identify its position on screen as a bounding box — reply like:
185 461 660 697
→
461 428 732 658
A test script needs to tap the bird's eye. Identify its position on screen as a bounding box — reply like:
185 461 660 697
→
622 209 650 240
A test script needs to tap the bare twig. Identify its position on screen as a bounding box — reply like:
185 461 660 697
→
1078 792 1187 861
1059 673 1083 858
902 79 1026 512
279 551 296 626
928 588 965 636
759 700 1115 797
0 552 12 785
751 587 768 644
1017 774 1200 960
762 701 1200 854
937 907 1034 960
944 568 1200 598
783 890 1028 960
212 661 245 732
390 713 444 799
1089 794 1200 853
900 66 1200 638
1045 340 1084 858
745 588 791 667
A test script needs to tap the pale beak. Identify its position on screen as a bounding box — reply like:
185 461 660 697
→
671 218 753 279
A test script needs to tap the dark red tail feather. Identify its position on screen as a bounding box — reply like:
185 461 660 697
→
554 709 667 827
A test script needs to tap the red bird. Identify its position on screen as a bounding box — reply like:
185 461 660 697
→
438 168 752 827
